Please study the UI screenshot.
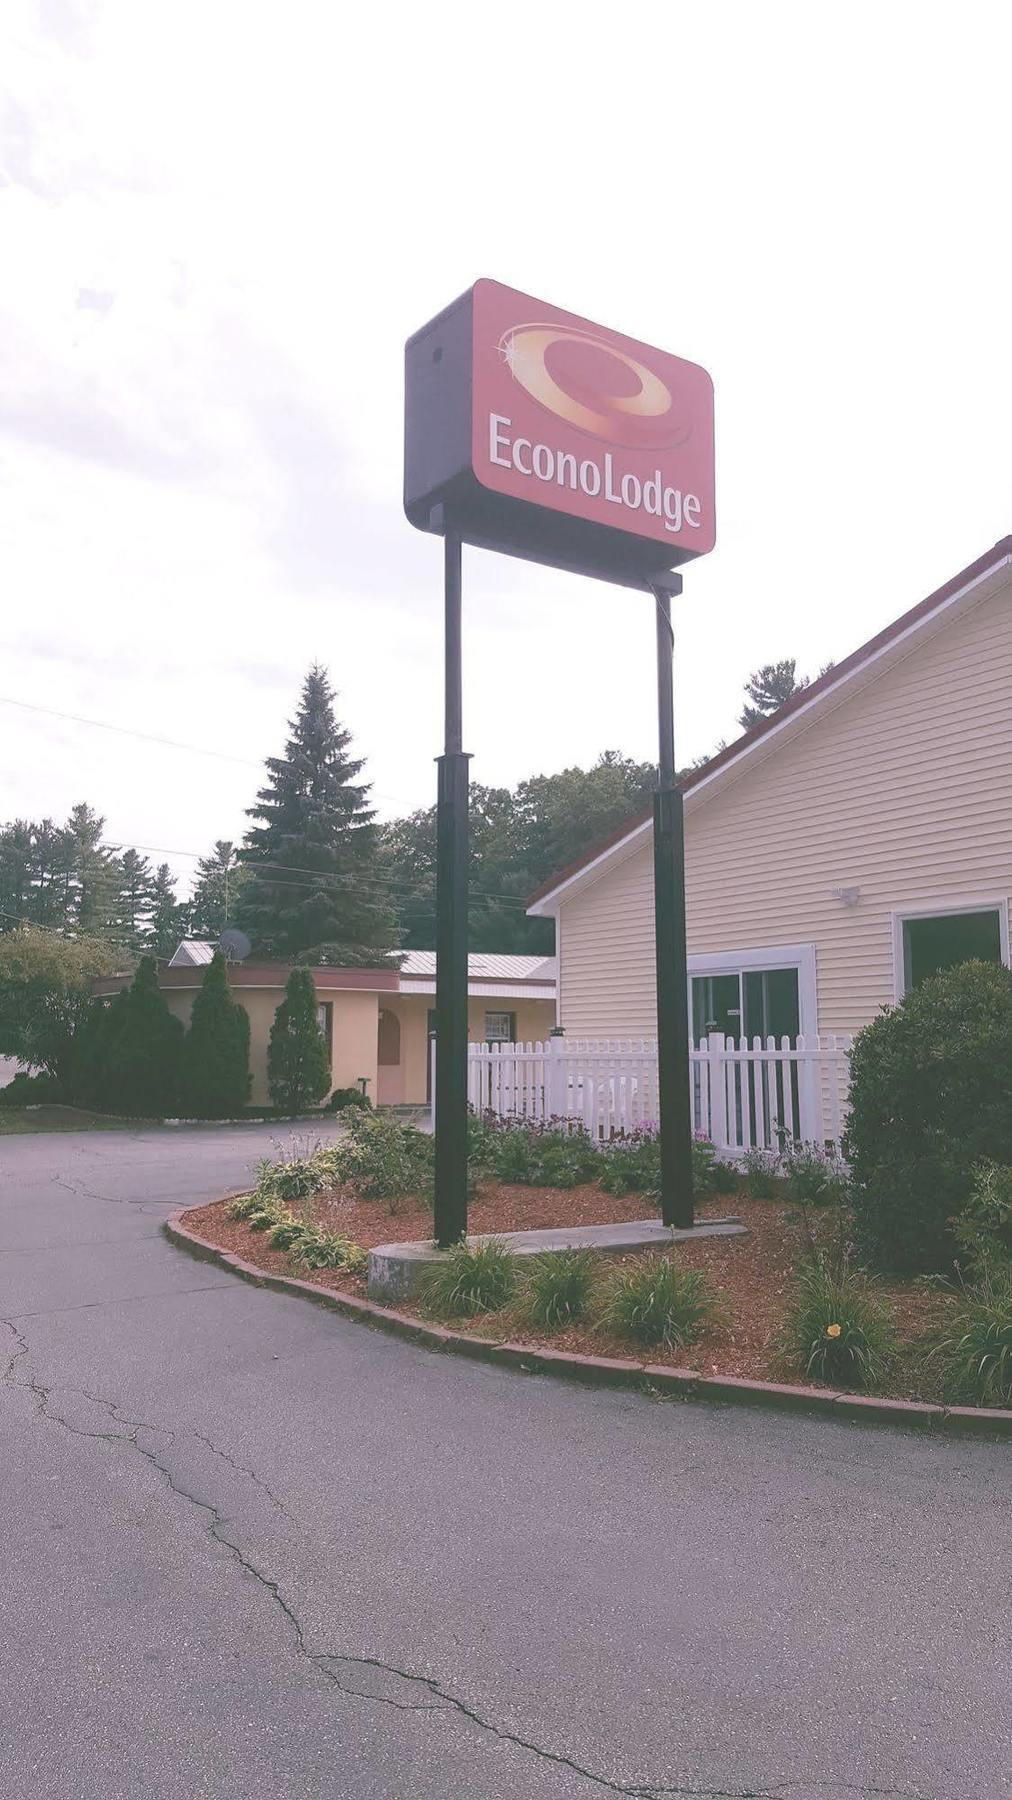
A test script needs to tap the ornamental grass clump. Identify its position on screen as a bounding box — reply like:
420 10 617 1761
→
781 1254 898 1389
600 1254 716 1350
523 1249 597 1329
419 1239 516 1319
934 1261 1012 1409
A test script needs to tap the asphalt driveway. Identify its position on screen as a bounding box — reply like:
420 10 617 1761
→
1 1124 1009 1800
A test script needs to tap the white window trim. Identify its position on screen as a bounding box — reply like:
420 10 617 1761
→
687 943 818 1040
890 897 1011 1002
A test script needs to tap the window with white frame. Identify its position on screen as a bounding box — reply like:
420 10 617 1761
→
687 944 817 1045
893 900 1009 998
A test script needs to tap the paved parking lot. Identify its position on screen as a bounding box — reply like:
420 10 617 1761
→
2 1123 1009 1799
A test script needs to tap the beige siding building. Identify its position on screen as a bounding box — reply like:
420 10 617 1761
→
527 538 1012 1045
94 950 556 1108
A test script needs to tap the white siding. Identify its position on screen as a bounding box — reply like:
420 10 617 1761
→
557 576 1012 1038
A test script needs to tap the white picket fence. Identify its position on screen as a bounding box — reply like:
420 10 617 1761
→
449 1034 853 1157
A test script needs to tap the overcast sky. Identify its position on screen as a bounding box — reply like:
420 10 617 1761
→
2 1 1010 900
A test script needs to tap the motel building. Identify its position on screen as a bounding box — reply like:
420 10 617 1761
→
94 944 556 1109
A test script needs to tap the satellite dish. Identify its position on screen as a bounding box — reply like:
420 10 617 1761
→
218 928 251 965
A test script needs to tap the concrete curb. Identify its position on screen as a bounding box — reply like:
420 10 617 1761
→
163 1210 1012 1441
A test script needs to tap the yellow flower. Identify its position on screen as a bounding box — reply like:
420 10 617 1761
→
826 1323 842 1339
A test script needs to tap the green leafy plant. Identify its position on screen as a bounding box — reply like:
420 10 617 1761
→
419 1239 517 1319
742 1147 780 1198
600 1254 716 1349
329 1109 434 1206
844 961 1012 1274
524 1249 596 1329
710 1157 739 1196
782 1142 851 1207
934 1261 1012 1408
267 1210 311 1250
293 1228 367 1273
247 1200 285 1232
952 1161 1012 1270
482 1121 601 1189
780 1254 898 1389
227 1190 267 1221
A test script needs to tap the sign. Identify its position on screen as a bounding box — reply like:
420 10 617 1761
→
405 279 715 589
472 280 715 557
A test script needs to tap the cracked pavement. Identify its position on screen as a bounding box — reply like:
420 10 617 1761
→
1 1125 1009 1799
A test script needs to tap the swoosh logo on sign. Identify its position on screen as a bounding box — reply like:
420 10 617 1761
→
498 322 691 450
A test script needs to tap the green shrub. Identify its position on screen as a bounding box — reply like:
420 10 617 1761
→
780 1255 898 1389
247 1200 284 1232
329 1109 433 1203
710 1157 739 1196
419 1239 516 1318
293 1228 367 1273
844 961 1012 1273
329 1086 372 1112
227 1191 266 1221
100 957 183 1117
180 953 251 1118
934 1262 1012 1408
742 1147 779 1198
782 1142 851 1207
953 1161 1012 1269
598 1132 729 1200
483 1122 600 1189
600 1254 716 1349
267 968 331 1115
267 1210 311 1250
0 1071 65 1107
524 1249 596 1329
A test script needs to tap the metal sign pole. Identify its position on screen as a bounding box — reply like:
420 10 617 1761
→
652 575 694 1230
433 520 470 1246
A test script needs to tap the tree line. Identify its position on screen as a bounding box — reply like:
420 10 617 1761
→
0 658 810 968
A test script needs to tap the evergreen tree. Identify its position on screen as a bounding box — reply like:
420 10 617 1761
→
188 840 248 939
148 863 188 957
115 848 155 949
739 660 807 731
68 994 123 1109
238 665 397 965
180 951 251 1118
266 967 330 1114
65 803 119 938
100 957 183 1116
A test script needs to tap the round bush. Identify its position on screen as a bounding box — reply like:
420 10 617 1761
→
844 961 1012 1273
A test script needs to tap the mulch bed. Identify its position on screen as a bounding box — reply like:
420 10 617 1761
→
183 1179 956 1404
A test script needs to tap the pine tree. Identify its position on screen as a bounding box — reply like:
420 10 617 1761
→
238 665 397 965
148 863 188 958
115 848 155 949
188 840 248 939
100 956 183 1116
266 967 331 1114
180 951 251 1117
739 660 808 731
65 803 119 938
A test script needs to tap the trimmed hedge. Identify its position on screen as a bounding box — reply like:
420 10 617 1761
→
844 961 1012 1273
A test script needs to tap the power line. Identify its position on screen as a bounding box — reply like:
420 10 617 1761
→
0 694 408 809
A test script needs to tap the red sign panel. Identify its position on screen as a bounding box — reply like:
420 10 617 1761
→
470 279 715 558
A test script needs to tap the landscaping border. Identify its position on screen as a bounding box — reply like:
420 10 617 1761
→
164 1207 1012 1441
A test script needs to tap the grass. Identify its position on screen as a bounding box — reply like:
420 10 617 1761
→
0 1105 140 1134
600 1254 717 1349
419 1239 517 1319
